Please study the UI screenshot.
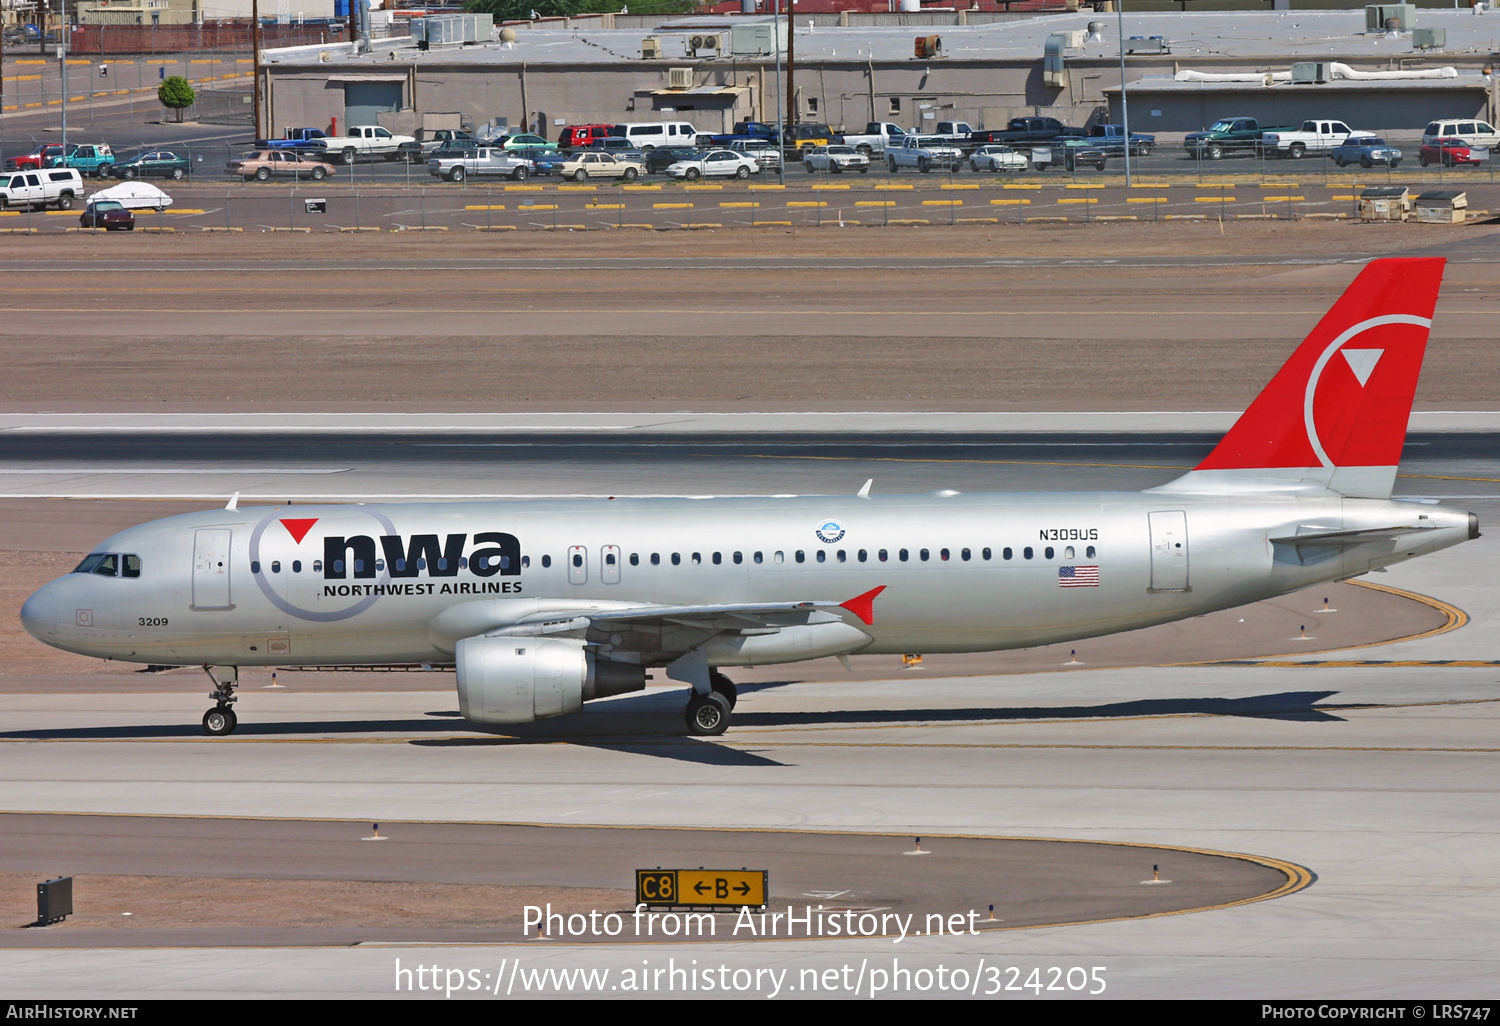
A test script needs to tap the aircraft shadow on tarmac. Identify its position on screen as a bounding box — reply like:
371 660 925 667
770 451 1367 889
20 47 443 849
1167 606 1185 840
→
0 690 1350 758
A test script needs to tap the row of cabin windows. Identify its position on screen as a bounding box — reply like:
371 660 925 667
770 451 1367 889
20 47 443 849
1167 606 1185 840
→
249 554 549 575
622 545 1097 566
248 546 1101 575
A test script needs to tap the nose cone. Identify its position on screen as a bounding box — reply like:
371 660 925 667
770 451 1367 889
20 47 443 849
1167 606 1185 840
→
20 581 59 642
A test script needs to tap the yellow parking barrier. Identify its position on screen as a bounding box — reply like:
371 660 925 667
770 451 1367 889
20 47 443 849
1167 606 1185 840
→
464 205 506 210
1057 197 1098 205
653 202 693 209
857 201 896 207
940 183 979 190
788 201 827 208
1195 196 1234 202
989 198 1031 205
519 204 558 211
811 184 850 190
719 202 760 208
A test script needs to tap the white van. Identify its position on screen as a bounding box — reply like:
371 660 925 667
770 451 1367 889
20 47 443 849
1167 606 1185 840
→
609 121 699 152
1422 119 1500 149
0 167 84 210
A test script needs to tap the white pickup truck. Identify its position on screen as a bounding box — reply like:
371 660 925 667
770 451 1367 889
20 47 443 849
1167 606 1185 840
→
428 147 531 182
1261 119 1361 159
0 167 84 209
840 122 909 156
886 134 964 172
321 125 417 165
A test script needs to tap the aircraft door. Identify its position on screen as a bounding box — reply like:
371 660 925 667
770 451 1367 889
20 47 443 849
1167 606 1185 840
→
601 545 621 584
568 545 588 585
1148 511 1190 592
192 528 234 609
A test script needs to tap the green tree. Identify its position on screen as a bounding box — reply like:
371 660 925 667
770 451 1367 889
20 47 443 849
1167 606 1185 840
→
157 75 195 123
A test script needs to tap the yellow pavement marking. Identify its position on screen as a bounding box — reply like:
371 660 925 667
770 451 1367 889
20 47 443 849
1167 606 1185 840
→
1127 197 1169 203
719 201 759 208
1261 182 1298 188
939 183 978 190
922 199 962 206
464 205 506 210
1195 196 1234 202
1064 183 1105 189
518 204 558 211
1097 215 1137 221
957 217 1000 224
683 184 723 191
989 198 1031 205
682 222 723 228
873 183 913 190
1057 197 1098 205
748 184 785 191
1261 195 1305 202
503 185 542 192
652 202 693 209
1002 183 1041 190
1331 194 1356 201
1026 216 1068 222
787 201 827 208
555 185 596 192
857 201 896 207
1165 214 1207 219
623 184 662 191
888 218 930 225
811 183 850 190
587 203 625 210
471 225 517 230
752 220 792 226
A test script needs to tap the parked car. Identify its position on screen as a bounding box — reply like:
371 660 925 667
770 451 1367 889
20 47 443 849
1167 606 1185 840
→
493 132 558 152
1261 120 1361 159
5 143 67 172
317 125 417 164
1420 138 1483 167
886 135 963 172
395 129 475 163
665 150 761 180
559 151 645 181
79 199 134 231
783 123 840 160
1331 136 1401 168
110 150 191 181
645 146 701 174
524 150 568 176
968 143 1029 172
727 138 780 171
0 167 84 210
608 121 699 152
226 150 337 181
428 147 531 182
1183 117 1291 160
803 144 870 173
581 138 647 161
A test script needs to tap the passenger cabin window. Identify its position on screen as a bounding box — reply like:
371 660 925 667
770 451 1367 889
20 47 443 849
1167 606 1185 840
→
1003 548 1012 560
795 551 805 563
651 553 660 565
542 555 552 568
1045 547 1054 560
1023 547 1034 559
630 553 639 566
292 560 302 573
1086 545 1096 559
816 550 826 563
671 553 681 565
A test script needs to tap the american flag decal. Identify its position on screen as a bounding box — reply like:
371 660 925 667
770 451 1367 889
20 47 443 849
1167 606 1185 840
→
1059 565 1100 588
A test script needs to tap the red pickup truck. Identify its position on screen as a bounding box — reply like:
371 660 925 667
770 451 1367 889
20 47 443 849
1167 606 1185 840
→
5 143 66 171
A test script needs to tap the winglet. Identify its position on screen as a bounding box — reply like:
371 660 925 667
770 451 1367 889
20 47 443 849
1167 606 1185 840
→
225 491 239 511
857 479 873 499
839 585 886 625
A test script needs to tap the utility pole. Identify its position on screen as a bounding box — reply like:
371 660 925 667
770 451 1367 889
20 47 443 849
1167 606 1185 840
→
784 6 795 143
772 0 783 184
252 0 263 138
58 0 68 156
1117 0 1131 187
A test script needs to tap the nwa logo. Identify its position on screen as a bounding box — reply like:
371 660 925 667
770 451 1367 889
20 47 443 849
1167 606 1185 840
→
321 532 521 579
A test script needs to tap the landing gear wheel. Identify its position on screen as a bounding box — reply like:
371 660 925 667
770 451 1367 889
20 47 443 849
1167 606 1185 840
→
710 670 737 710
684 691 731 736
203 706 237 736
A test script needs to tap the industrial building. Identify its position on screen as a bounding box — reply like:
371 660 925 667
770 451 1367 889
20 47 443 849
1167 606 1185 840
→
255 7 1499 139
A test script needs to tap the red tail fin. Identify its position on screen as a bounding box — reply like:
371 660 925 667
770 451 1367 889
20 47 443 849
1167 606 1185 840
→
1162 258 1444 498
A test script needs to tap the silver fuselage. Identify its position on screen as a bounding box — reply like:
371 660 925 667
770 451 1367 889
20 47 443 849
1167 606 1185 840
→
20 490 1474 668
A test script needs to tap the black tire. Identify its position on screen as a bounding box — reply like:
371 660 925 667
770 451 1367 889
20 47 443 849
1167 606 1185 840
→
710 670 738 710
918 157 929 173
573 168 587 181
255 167 271 181
1420 156 1430 167
1288 143 1306 159
888 159 898 172
450 165 466 182
1334 158 1346 167
1361 156 1373 169
684 691 730 736
124 223 134 231
736 164 751 178
341 148 356 165
203 707 237 736
55 193 73 210
171 168 186 181
513 166 529 181
1390 159 1400 168
311 167 326 181
623 166 638 181
804 161 814 173
830 163 841 174
684 167 701 180
860 166 869 173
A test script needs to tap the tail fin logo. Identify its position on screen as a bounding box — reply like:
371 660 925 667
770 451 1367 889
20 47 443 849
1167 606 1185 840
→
1303 315 1429 470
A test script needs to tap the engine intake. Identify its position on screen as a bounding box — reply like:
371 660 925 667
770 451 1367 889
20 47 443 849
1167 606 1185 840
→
455 635 645 725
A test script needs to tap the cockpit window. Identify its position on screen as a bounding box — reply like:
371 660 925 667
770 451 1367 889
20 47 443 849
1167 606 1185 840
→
72 552 140 578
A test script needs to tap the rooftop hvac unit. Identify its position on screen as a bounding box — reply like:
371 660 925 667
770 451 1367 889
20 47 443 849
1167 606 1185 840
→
1366 3 1415 31
914 34 941 59
731 20 785 55
668 66 694 89
1291 61 1331 83
641 35 661 58
1412 26 1445 49
1043 34 1067 87
1053 28 1086 48
688 33 724 54
1123 35 1170 54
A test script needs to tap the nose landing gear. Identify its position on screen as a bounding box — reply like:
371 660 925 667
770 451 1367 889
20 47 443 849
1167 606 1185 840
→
202 665 239 736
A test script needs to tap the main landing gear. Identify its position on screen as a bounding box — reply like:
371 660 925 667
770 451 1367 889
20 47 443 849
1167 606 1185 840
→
202 665 239 736
684 670 737 736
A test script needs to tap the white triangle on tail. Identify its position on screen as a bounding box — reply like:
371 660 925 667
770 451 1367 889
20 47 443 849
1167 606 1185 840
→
1341 348 1384 387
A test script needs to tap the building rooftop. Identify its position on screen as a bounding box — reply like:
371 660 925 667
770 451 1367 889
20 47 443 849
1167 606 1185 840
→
264 10 1500 67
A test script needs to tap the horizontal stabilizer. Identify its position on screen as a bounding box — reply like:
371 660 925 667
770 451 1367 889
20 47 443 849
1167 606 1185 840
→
1269 525 1435 547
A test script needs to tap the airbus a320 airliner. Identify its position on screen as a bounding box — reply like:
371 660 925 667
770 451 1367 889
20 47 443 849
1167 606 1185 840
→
21 258 1477 736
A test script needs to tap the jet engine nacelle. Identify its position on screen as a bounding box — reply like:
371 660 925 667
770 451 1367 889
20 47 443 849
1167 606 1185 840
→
455 636 646 725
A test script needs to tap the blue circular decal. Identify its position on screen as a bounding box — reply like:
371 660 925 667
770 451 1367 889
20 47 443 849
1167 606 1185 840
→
815 519 846 544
